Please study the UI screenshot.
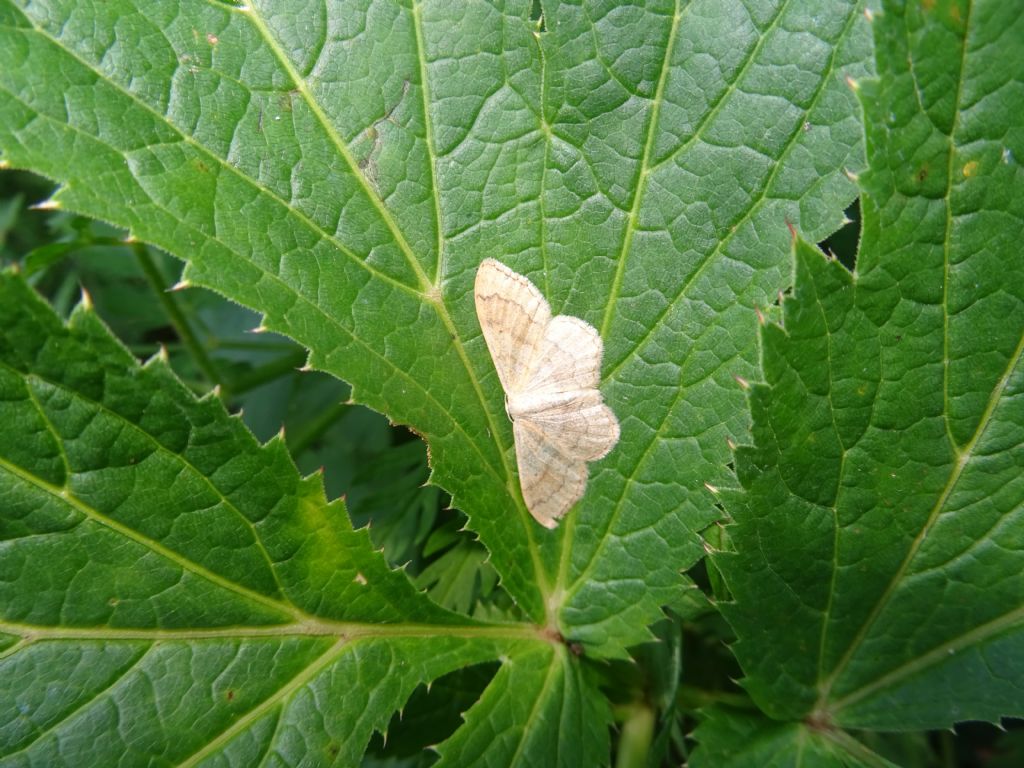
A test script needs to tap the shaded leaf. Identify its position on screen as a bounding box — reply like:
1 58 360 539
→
691 708 898 768
434 644 611 768
0 271 561 764
713 0 1024 737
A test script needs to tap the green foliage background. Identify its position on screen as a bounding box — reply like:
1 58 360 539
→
0 0 1021 766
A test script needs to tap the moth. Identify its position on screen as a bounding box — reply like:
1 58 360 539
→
474 259 620 528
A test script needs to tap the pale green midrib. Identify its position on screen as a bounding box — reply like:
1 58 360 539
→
0 619 539 642
830 603 1024 716
552 663 570 766
23 367 290 603
241 3 547 598
0 27 510 497
941 5 965 452
813 270 853 684
596 0 681 342
535 25 552 301
554 0 683 605
599 0 820 385
410 0 446 285
560 1 861 610
815 8 989 709
506 647 563 767
24 381 71 480
0 451 302 624
794 732 808 767
820 327 1024 713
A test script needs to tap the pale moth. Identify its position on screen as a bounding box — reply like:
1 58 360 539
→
474 259 620 528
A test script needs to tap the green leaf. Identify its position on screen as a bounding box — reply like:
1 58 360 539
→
415 522 500 615
434 644 611 768
691 708 898 768
1 273 473 628
540 0 870 653
0 0 870 654
0 270 586 764
712 0 1024 737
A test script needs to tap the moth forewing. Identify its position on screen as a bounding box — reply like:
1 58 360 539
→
474 259 620 527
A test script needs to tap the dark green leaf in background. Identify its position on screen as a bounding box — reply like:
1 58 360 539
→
710 0 1024 750
691 707 900 768
0 271 585 765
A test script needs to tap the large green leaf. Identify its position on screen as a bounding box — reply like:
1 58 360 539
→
0 271 609 764
0 0 869 654
690 707 898 768
709 0 1024 743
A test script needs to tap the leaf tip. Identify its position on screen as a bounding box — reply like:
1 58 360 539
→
30 198 61 212
80 285 94 310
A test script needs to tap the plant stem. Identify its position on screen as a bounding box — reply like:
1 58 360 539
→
676 686 756 711
134 245 221 388
226 349 308 397
286 400 351 456
614 701 655 768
